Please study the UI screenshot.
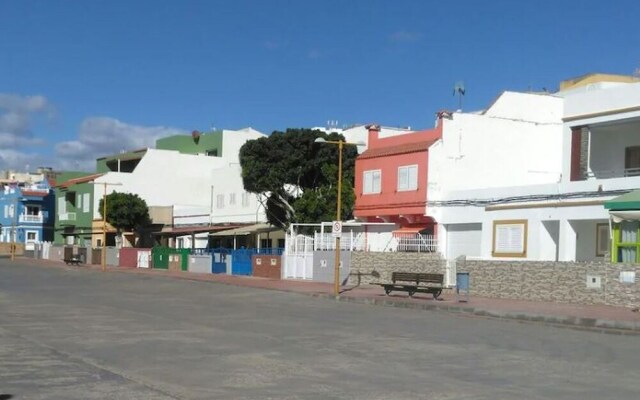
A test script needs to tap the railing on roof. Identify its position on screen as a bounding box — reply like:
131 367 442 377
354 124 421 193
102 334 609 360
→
59 212 76 221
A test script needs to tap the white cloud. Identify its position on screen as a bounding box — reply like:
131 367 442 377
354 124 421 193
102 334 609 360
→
0 93 54 147
389 30 423 42
0 149 49 171
54 117 184 170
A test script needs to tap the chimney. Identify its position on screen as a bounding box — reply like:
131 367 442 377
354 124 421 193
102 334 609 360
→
365 124 381 148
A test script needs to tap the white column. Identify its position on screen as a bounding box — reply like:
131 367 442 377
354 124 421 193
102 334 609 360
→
558 219 577 261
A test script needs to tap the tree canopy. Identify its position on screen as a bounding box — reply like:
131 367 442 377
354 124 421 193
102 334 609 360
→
239 128 358 229
99 192 151 234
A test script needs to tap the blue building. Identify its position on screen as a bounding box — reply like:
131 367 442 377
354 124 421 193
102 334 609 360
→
0 181 55 245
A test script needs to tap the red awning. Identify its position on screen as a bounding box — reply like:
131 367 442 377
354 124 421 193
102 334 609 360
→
392 225 431 235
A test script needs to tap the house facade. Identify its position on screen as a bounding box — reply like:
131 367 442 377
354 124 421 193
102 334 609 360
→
54 172 104 246
90 128 268 248
354 123 442 237
0 180 54 246
428 74 640 262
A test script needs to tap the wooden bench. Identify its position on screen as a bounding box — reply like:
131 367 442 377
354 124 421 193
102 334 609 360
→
64 256 82 266
374 272 444 299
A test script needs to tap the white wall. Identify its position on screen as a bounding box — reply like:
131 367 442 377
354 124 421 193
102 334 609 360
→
588 124 640 177
317 125 413 153
427 92 564 201
220 128 266 162
94 151 266 224
560 82 640 183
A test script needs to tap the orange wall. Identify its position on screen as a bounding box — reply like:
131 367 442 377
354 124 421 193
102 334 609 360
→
354 123 442 221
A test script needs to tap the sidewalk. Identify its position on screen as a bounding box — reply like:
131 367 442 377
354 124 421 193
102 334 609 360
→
23 258 640 335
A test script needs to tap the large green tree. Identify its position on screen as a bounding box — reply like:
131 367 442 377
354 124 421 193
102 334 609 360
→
99 192 151 246
239 129 358 229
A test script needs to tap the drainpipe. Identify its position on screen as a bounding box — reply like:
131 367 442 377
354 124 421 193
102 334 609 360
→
586 127 591 177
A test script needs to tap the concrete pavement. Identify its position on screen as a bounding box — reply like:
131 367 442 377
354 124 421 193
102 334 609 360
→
1 258 640 399
34 257 639 334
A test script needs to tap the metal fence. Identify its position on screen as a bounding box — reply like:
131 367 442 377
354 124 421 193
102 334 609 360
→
393 233 437 253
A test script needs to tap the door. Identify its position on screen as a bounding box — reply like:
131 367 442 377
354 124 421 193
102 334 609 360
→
211 248 229 274
137 250 151 268
446 223 482 260
231 248 253 275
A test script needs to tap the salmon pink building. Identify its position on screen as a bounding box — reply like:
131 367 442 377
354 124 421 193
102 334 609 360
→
353 122 443 236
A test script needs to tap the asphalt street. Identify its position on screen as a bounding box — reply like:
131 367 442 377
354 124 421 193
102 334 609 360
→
1 259 639 400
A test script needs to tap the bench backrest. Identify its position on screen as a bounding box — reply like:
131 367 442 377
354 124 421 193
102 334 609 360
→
391 272 419 283
391 272 444 285
417 273 444 284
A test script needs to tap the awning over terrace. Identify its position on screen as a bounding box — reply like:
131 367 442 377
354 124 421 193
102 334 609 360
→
209 223 280 237
604 190 640 222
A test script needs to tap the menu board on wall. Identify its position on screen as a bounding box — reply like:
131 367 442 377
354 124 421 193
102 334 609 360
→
492 220 527 257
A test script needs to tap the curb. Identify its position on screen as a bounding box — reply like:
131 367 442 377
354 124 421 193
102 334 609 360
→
309 293 640 336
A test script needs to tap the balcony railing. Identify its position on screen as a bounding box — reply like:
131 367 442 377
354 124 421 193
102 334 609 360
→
59 212 76 221
19 214 43 223
584 167 640 180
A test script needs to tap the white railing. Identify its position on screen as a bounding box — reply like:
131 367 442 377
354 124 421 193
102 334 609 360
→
585 167 640 179
393 233 438 253
19 214 43 223
314 232 367 251
286 234 314 254
59 212 76 221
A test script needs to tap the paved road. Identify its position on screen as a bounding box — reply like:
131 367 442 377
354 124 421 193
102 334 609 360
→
1 260 639 400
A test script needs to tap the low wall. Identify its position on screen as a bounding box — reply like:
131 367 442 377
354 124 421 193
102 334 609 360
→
350 252 640 308
460 260 640 308
313 251 351 284
253 255 281 279
349 252 445 285
188 255 212 274
0 243 25 256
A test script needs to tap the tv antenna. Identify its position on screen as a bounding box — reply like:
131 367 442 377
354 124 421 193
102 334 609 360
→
453 81 466 111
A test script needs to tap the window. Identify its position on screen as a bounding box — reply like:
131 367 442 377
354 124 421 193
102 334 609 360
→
9 205 14 218
363 170 381 194
77 195 83 210
26 205 40 216
596 223 610 257
26 231 37 242
492 220 528 258
3 205 7 218
242 192 251 207
83 193 90 213
625 146 640 176
397 165 418 191
58 197 66 214
613 221 640 263
216 194 225 209
229 193 236 205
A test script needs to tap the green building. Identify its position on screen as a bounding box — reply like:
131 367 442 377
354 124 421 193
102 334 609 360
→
155 130 223 156
53 172 104 246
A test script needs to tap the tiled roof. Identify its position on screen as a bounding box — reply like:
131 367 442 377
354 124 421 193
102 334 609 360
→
21 190 49 197
359 140 435 159
58 173 105 188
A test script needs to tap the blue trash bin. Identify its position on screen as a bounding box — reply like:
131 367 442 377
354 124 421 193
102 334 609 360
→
456 272 470 302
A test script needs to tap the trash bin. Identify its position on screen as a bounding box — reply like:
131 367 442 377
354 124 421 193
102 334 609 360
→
456 272 470 303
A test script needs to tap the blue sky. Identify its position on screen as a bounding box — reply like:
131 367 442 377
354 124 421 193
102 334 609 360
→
1 0 639 170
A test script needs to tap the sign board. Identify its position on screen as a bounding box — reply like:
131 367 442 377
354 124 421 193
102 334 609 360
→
332 221 342 238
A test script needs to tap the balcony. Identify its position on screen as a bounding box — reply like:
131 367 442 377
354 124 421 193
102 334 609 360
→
19 214 44 223
59 212 76 222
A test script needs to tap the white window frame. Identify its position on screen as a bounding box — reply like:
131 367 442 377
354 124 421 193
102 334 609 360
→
363 170 382 194
242 192 251 207
397 164 418 191
229 193 236 206
26 230 38 242
58 197 66 214
83 193 90 213
216 194 225 209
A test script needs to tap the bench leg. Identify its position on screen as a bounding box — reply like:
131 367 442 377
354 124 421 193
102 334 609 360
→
384 287 392 296
432 289 443 300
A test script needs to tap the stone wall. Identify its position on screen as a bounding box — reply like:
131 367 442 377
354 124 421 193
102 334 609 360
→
350 252 640 308
460 260 640 308
349 252 445 285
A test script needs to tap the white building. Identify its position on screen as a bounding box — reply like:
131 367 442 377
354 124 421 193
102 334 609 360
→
92 128 268 248
429 74 640 263
312 124 414 153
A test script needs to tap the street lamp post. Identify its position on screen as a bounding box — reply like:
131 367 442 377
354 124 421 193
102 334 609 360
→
314 137 364 297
